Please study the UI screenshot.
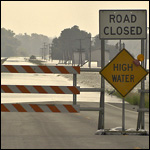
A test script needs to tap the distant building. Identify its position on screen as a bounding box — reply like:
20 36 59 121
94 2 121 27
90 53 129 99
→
106 44 119 61
90 49 110 67
72 46 120 67
72 51 86 66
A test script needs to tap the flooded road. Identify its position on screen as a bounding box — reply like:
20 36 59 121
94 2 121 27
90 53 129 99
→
1 57 123 104
1 57 149 149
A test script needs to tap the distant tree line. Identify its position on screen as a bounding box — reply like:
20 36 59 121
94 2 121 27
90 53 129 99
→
51 25 91 60
51 25 109 61
1 28 20 57
1 28 51 57
0 27 119 60
15 33 51 57
1 27 148 60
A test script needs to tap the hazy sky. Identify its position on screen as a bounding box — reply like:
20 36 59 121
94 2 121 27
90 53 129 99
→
1 1 149 38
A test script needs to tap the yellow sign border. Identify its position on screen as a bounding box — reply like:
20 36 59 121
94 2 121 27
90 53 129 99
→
100 49 148 97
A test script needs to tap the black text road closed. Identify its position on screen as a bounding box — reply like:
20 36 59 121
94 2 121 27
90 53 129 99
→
99 10 147 39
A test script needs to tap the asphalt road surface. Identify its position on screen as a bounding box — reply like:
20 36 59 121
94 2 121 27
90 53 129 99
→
1 57 149 149
1 102 149 149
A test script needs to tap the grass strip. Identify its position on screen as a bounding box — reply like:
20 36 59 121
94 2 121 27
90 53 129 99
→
107 90 149 108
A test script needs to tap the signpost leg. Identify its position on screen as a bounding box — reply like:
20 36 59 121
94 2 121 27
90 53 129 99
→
141 39 145 130
98 39 105 130
137 39 145 130
119 39 121 51
122 97 125 131
137 112 142 130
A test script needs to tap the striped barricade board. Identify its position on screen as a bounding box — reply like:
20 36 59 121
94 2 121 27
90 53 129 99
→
1 104 80 113
1 85 80 94
1 65 80 74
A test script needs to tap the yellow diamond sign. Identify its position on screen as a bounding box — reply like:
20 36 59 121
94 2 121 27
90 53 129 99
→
100 49 148 97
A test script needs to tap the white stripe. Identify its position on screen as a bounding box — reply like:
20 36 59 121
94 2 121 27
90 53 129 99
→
1 88 4 93
15 66 26 73
25 86 38 93
42 86 55 94
65 67 78 74
73 105 80 112
1 66 9 72
59 86 72 94
33 66 44 73
4 104 18 112
77 87 80 92
55 104 68 112
8 85 21 93
21 104 35 112
50 66 61 73
38 105 52 112
6 85 16 93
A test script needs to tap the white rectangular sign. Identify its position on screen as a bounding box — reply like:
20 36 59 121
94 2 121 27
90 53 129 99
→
99 10 147 39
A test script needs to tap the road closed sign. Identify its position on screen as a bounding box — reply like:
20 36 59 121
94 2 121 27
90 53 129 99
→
100 49 148 97
99 10 147 39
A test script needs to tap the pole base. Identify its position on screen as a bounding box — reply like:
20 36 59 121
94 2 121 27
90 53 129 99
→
95 127 149 135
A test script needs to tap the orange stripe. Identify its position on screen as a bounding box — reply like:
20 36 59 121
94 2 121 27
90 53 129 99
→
47 105 61 112
73 66 80 74
38 66 52 73
33 86 47 93
67 86 80 94
51 86 64 94
12 104 27 112
55 66 69 74
63 105 77 113
21 66 35 73
29 104 44 112
1 85 13 93
16 85 30 93
1 104 10 112
4 65 18 73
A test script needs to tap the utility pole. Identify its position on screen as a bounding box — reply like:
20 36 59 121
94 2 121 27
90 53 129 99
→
41 48 44 60
87 35 98 68
79 39 82 66
48 43 52 61
88 35 97 68
144 27 149 70
89 36 91 68
43 42 47 60
123 42 125 49
77 39 84 66
119 39 121 51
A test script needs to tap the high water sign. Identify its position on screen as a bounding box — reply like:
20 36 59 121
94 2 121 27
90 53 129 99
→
100 49 148 97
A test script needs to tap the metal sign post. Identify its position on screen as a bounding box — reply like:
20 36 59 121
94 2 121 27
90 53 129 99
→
122 97 125 131
98 39 105 130
98 9 148 134
137 39 146 130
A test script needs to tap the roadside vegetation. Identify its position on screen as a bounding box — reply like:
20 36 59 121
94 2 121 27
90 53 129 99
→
62 72 149 108
106 90 149 108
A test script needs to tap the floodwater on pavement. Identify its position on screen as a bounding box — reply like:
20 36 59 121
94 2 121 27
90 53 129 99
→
1 57 148 104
